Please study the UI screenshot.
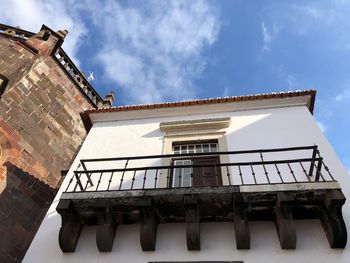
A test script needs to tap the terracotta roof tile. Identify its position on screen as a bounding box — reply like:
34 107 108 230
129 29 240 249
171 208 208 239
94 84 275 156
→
85 89 316 116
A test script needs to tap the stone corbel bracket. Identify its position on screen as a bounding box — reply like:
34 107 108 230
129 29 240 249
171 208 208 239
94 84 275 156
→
321 189 347 248
95 200 117 252
233 194 250 249
56 199 82 252
138 198 158 251
184 195 200 250
274 192 296 249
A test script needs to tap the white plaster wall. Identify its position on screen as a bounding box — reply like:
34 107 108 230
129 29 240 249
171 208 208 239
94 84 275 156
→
24 105 350 263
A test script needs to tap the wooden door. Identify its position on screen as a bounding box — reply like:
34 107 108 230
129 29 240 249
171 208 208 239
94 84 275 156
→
192 156 222 187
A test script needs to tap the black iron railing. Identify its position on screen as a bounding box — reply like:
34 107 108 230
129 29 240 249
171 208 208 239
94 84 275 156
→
64 145 335 193
0 23 35 40
53 48 105 107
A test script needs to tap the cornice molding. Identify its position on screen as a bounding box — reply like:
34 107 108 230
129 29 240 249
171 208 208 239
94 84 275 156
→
160 117 230 133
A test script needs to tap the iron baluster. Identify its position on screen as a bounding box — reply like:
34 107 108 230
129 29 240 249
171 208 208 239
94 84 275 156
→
107 171 115 191
65 175 74 192
316 150 335 181
81 161 93 186
178 166 182 188
323 162 334 181
96 172 103 191
287 163 297 183
119 159 129 190
299 162 311 182
73 172 84 192
260 152 270 184
226 165 232 185
238 165 244 185
214 164 219 186
190 171 193 187
274 164 284 183
154 169 159 189
142 169 148 189
166 167 171 188
131 170 137 189
250 164 257 184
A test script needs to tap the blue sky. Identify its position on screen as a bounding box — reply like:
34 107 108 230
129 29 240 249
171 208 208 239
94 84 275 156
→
1 0 349 171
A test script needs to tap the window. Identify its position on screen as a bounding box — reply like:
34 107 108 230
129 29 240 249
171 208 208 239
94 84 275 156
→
158 117 231 188
171 142 221 188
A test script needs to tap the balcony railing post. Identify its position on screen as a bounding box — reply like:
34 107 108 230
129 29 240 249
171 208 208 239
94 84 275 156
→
315 158 323 182
73 171 84 192
81 161 93 187
308 145 318 177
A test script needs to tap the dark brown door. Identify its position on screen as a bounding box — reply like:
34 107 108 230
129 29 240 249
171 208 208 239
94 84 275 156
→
192 156 222 187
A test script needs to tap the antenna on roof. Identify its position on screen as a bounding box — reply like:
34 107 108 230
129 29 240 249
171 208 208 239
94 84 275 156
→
88 71 94 82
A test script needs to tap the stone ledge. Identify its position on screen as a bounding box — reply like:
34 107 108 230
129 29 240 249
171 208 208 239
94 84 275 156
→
239 181 341 192
57 187 347 253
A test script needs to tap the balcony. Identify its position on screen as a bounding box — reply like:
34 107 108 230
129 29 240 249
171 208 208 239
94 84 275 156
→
57 145 347 252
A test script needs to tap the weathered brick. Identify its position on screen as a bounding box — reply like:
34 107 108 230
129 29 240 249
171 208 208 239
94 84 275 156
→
0 25 98 263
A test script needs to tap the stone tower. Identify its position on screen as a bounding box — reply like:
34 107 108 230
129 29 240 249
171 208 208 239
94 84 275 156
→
0 23 113 262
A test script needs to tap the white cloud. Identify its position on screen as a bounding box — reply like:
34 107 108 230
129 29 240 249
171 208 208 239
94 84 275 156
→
0 0 221 104
335 88 350 102
261 21 279 53
0 0 87 66
82 0 220 104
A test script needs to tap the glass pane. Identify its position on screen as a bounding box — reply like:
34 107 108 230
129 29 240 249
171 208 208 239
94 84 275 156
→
203 144 209 153
181 145 187 154
188 145 194 153
195 145 202 153
173 146 180 154
210 143 218 152
173 160 182 187
173 168 180 187
173 160 192 187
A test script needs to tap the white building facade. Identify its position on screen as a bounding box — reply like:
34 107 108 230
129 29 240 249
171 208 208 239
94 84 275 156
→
24 90 349 263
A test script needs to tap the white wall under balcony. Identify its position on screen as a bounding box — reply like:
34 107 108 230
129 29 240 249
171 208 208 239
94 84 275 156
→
24 104 350 263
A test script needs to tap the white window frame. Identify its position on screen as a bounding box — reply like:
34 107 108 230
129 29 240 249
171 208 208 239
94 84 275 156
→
158 118 231 188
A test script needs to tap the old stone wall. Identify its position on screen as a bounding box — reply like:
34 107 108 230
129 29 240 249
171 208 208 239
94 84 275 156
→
0 31 95 262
